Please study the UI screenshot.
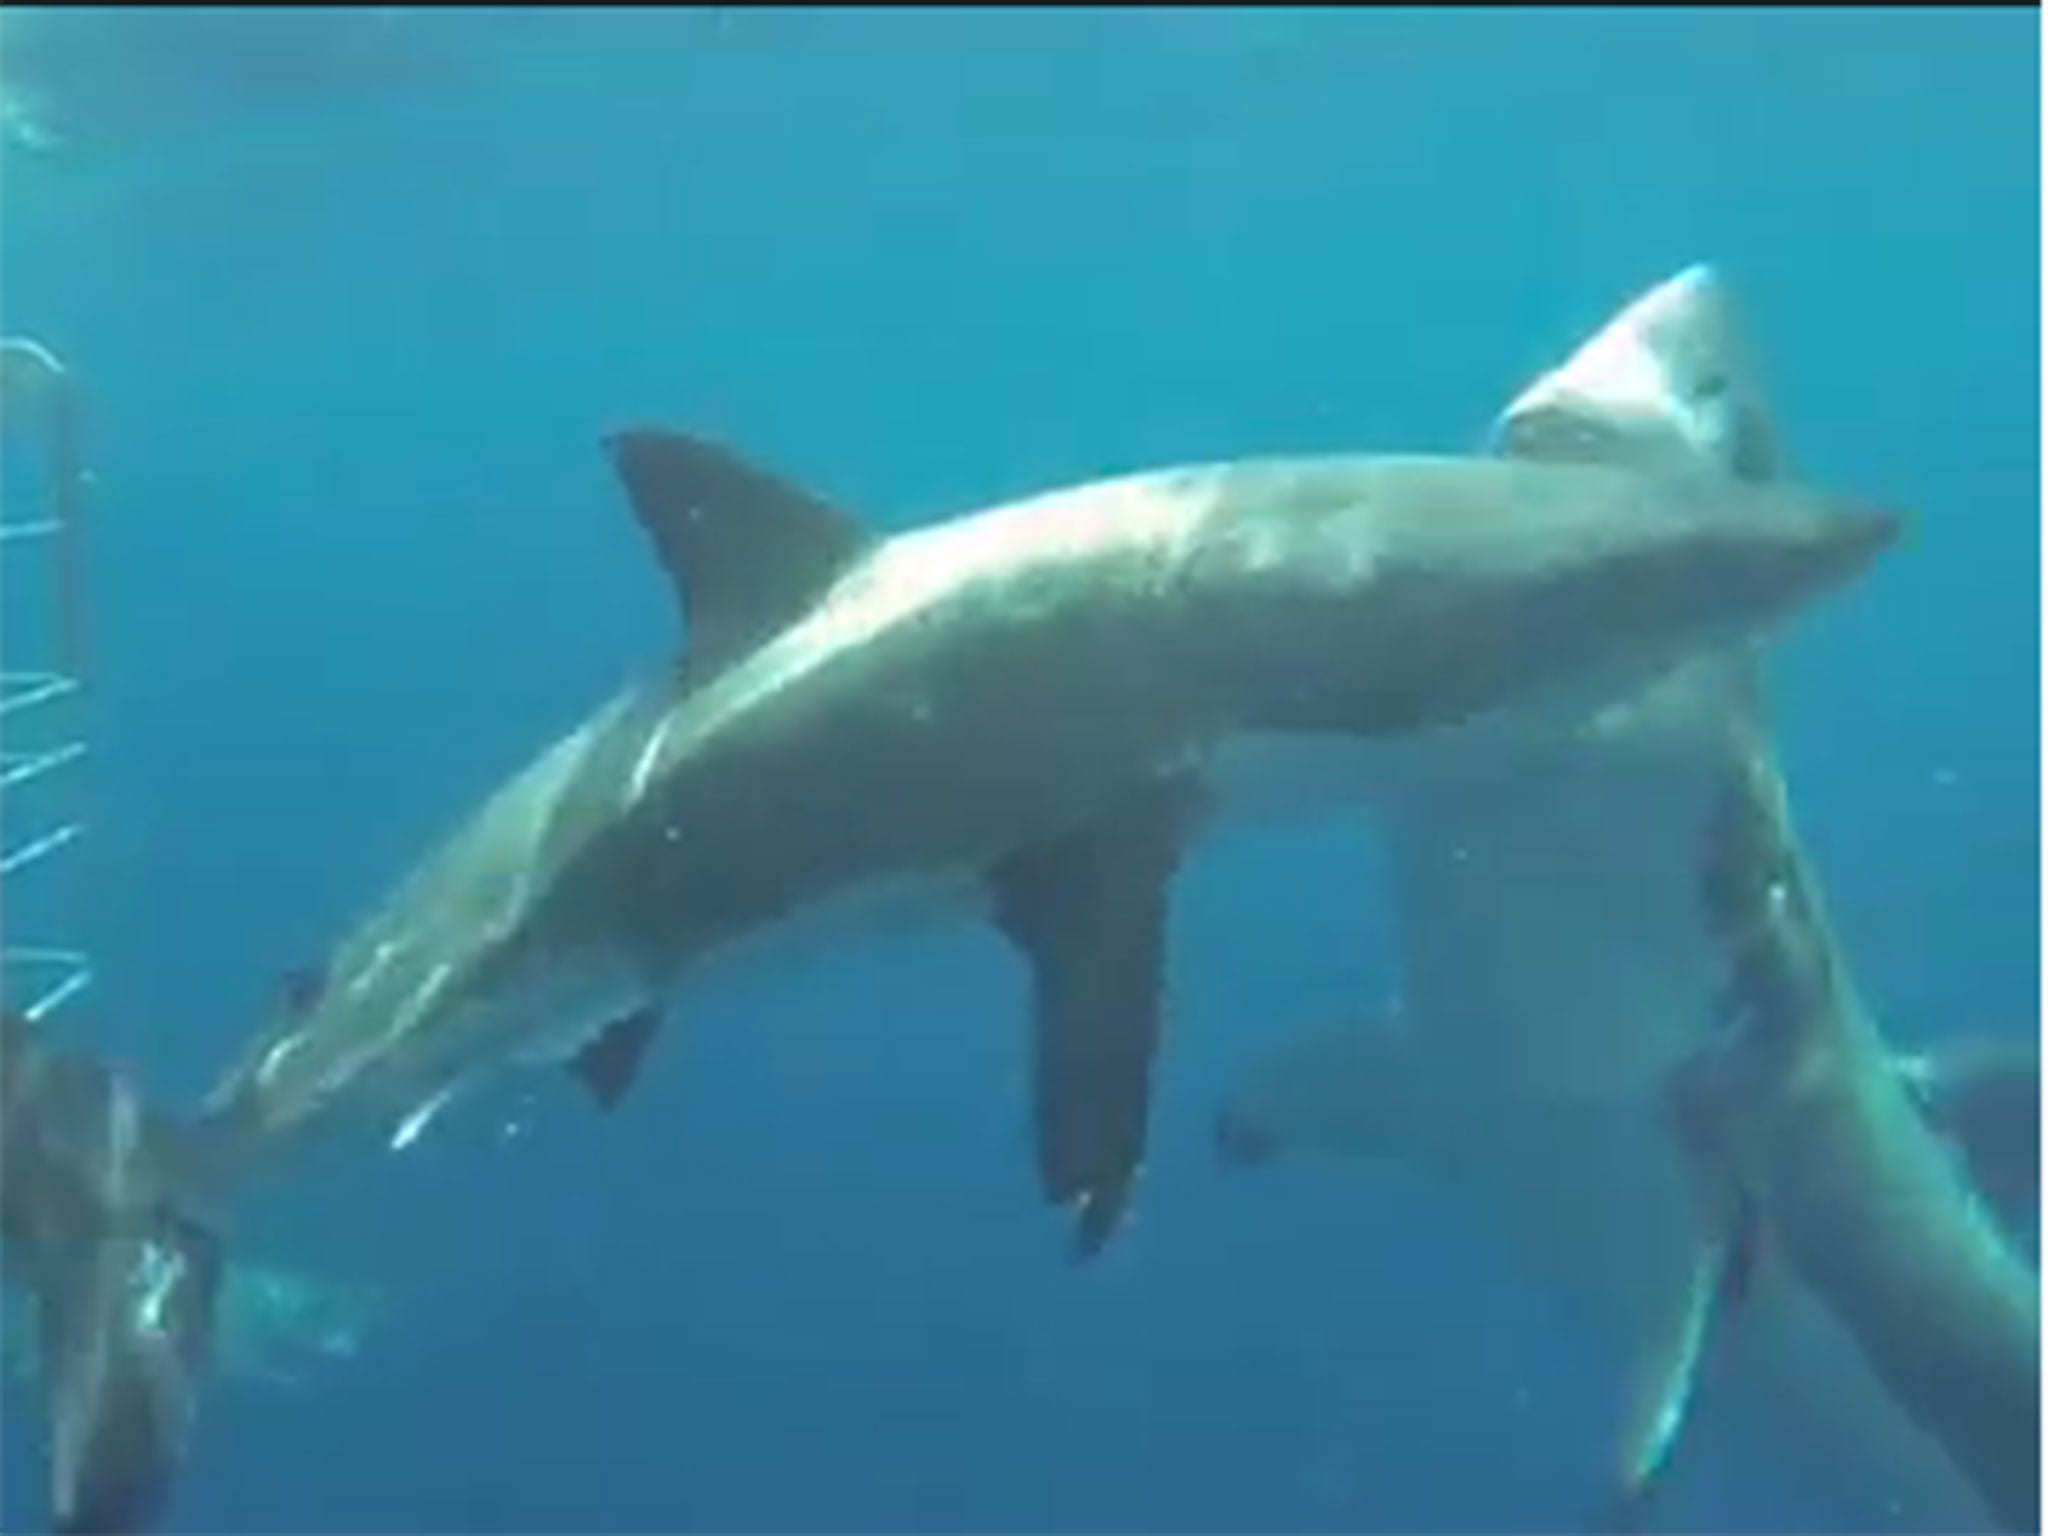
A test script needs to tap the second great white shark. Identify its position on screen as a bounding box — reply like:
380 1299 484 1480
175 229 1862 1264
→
1217 267 2008 1528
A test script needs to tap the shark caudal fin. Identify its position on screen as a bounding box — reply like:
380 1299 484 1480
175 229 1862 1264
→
2 1011 240 1534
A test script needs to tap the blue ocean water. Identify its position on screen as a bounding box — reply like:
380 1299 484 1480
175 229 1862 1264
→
0 8 2037 1533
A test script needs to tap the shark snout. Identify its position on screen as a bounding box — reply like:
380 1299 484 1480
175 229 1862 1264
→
1548 478 1909 686
599 426 661 456
1836 500 1904 567
599 426 668 481
1667 490 1906 651
1780 497 1905 599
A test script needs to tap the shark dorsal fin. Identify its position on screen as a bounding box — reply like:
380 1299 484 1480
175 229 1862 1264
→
602 427 873 675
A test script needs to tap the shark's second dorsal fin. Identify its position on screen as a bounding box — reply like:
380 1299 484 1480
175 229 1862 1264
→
602 427 874 676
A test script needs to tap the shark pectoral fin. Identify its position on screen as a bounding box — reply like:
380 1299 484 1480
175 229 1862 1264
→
991 779 1201 1263
600 427 874 674
566 1007 665 1112
1601 1081 1766 1534
1613 1257 1718 1510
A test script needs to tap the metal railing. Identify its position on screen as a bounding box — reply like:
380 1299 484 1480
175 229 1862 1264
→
2 336 95 1025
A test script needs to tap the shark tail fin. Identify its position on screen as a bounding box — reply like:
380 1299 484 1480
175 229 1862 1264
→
3 1012 244 1534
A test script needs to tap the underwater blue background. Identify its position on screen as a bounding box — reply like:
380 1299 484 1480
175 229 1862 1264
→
1 8 2037 1532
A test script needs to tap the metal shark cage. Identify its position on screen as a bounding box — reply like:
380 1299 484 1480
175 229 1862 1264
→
2 337 95 1026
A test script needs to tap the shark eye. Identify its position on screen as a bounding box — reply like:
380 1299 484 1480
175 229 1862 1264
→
1693 370 1730 403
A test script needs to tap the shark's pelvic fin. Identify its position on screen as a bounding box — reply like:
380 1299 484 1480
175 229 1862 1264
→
566 1006 665 1112
601 428 874 674
991 776 1202 1261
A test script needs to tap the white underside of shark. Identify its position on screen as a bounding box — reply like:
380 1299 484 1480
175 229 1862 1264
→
1221 267 1999 1530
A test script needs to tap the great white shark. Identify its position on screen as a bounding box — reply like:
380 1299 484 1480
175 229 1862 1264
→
1681 699 2038 1533
6 411 1896 1533
196 432 1896 1255
1213 268 2029 1531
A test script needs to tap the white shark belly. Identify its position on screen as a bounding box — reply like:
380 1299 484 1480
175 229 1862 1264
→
1381 723 1734 1099
1365 708 1994 1525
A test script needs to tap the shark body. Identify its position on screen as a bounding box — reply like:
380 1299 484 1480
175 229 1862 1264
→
201 434 1894 1260
1681 708 2039 1533
1217 269 2013 1529
5 383 1899 1533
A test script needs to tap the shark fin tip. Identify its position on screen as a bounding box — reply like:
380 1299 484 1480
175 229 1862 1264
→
1066 1181 1133 1264
566 1007 664 1112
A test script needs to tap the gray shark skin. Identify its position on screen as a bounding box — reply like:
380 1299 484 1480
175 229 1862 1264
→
1215 269 2007 1530
198 435 1895 1261
1 1011 225 1535
1686 730 2040 1533
1898 1040 2040 1250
